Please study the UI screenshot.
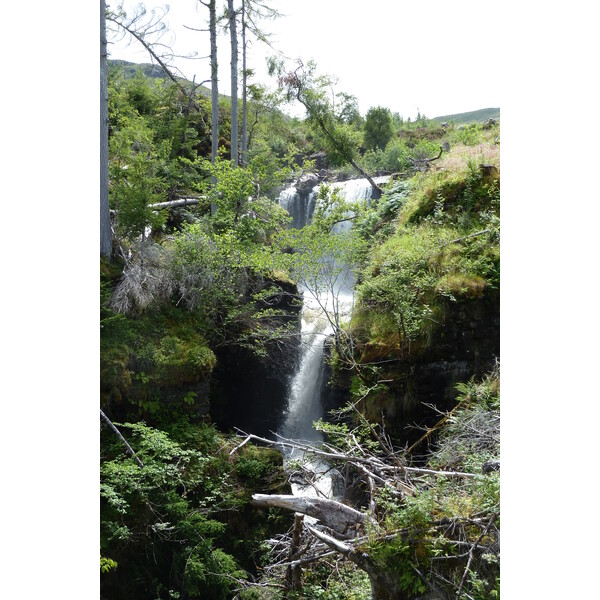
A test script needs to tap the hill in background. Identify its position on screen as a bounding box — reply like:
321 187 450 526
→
109 59 499 125
108 59 213 97
432 107 500 124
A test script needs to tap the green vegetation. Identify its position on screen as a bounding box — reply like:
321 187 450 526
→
101 420 290 600
351 124 500 366
363 106 394 151
364 369 500 599
101 21 499 594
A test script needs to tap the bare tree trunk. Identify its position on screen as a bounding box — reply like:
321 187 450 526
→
208 0 219 215
227 0 239 166
285 513 304 593
241 0 248 166
100 0 112 257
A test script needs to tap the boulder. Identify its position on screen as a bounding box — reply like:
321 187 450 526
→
296 172 320 193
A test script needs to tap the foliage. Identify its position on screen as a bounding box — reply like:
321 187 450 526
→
101 420 289 600
109 112 169 241
352 138 500 359
452 122 485 146
360 368 500 599
300 563 371 599
272 184 372 362
363 106 394 151
100 421 242 599
269 58 364 170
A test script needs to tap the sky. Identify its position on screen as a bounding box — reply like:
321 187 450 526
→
107 0 501 120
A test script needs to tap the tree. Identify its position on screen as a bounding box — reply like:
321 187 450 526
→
271 59 383 194
227 0 239 165
274 184 370 366
335 91 364 128
106 4 180 85
195 0 220 214
241 0 248 166
364 106 394 151
208 0 219 177
101 0 112 257
239 0 281 166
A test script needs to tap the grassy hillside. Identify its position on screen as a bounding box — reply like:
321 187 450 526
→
108 59 213 97
432 107 500 124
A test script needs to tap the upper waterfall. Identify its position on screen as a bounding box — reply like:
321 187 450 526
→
278 175 390 230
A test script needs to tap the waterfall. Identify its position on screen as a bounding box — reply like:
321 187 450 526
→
277 175 389 499
277 184 317 229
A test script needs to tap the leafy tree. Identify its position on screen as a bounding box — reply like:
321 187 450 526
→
274 184 371 364
363 105 394 151
335 91 364 128
270 58 383 193
109 110 169 245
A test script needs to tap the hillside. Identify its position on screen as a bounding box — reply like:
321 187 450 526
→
432 106 500 124
108 58 213 97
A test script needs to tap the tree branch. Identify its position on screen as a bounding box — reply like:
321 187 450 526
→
100 409 143 467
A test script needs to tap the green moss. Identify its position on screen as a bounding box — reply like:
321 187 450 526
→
436 273 487 298
154 334 216 386
101 293 217 413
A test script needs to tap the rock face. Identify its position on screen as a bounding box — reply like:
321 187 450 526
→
308 151 329 171
209 277 302 437
374 290 500 444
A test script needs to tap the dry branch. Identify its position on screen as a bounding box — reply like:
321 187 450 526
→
100 409 143 467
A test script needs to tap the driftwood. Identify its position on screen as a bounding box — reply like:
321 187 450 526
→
232 431 476 481
252 494 371 537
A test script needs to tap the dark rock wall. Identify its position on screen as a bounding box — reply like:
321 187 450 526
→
209 279 302 436
380 290 500 445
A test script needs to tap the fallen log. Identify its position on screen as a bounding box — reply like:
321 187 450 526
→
148 197 206 210
109 197 207 217
251 494 371 537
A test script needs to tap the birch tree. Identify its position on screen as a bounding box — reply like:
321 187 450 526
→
271 58 384 194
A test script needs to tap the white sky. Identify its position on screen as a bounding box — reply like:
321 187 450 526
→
108 0 501 119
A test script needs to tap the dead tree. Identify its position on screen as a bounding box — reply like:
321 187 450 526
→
231 422 498 600
101 0 112 257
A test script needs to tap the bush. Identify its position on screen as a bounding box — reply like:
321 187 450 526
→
452 122 484 146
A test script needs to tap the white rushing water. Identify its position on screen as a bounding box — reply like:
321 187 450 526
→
277 176 389 500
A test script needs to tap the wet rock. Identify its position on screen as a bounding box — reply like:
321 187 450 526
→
296 172 320 193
